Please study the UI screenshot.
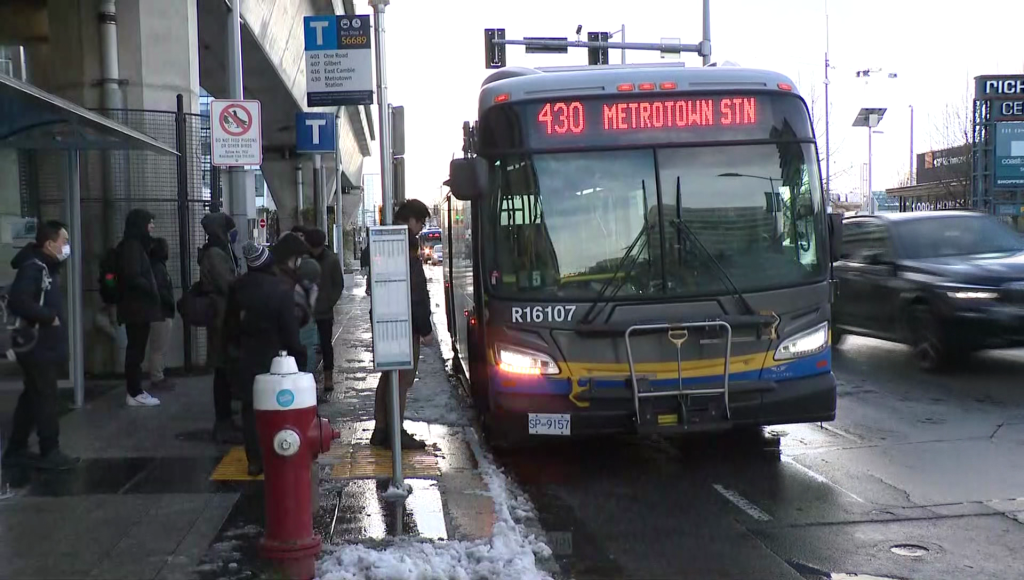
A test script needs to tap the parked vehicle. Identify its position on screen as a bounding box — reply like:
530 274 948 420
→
833 210 1024 371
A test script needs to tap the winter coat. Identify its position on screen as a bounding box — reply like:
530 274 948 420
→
224 268 307 395
312 247 344 321
8 245 68 363
151 239 175 320
198 212 238 367
116 208 163 325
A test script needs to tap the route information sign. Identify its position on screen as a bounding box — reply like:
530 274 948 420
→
303 15 374 107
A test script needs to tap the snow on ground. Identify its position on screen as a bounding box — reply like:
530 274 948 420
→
317 427 554 580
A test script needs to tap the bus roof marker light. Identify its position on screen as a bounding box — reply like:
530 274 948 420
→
638 82 656 91
494 93 511 103
659 82 678 90
777 82 793 92
617 83 635 92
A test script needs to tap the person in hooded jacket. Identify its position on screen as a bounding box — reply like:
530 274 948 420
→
198 212 242 444
224 238 309 475
306 229 343 392
147 237 176 390
117 208 163 407
1 220 79 470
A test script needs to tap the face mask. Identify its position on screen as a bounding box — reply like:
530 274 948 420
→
228 230 238 244
58 244 71 262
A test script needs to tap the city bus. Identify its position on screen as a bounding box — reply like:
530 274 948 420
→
442 63 843 443
417 227 442 262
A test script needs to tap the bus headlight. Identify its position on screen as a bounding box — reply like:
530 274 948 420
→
495 344 560 375
773 322 829 361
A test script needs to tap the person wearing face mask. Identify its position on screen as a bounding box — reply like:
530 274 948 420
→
224 238 309 475
198 211 242 444
0 220 79 471
117 208 163 407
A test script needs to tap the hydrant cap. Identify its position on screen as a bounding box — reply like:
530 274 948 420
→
269 353 300 375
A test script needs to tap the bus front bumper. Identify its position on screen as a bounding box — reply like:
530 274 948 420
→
489 372 837 437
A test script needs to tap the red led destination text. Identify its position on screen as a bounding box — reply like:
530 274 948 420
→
535 97 758 135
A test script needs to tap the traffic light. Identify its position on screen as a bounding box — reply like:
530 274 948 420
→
588 32 609 66
485 28 506 69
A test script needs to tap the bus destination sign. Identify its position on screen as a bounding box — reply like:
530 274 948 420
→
517 95 772 148
536 97 758 135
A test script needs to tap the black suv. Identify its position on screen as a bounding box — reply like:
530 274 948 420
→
833 210 1024 371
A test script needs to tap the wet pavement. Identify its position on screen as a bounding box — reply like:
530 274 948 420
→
486 329 1024 579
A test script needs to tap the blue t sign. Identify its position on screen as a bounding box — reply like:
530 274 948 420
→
303 16 337 51
295 112 336 153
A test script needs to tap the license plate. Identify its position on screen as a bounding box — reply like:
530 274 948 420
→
528 413 571 436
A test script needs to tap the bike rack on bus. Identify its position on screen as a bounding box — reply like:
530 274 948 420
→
624 321 733 429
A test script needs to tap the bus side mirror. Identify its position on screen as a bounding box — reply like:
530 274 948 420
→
828 213 843 262
447 158 487 201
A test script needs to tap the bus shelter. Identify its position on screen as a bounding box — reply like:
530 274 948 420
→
0 73 177 408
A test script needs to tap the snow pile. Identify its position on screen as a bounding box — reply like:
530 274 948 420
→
403 343 471 427
317 428 554 580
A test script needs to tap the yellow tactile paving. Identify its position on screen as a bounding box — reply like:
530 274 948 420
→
209 444 440 482
325 444 441 480
210 446 264 481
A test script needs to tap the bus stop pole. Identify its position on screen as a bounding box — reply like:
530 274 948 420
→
370 0 405 501
67 149 85 409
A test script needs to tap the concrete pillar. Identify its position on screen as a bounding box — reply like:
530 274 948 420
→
31 0 201 375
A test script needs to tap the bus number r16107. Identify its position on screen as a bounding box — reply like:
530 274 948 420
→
511 305 577 323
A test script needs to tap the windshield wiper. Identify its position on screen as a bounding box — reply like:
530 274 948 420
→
669 175 758 317
579 180 653 325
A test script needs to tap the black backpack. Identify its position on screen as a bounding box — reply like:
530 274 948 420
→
0 259 52 358
98 246 121 305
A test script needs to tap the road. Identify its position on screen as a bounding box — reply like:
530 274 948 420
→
485 324 1024 579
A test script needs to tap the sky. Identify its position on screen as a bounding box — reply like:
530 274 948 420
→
354 0 1024 207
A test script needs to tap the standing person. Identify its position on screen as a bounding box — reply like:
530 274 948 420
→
147 237 175 390
369 200 434 449
117 208 163 407
305 229 344 392
198 212 241 443
225 239 309 476
1 220 79 470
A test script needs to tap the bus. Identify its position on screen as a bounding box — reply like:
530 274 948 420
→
442 63 843 444
417 227 442 262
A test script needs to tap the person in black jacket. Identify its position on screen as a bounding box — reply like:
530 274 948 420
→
225 239 310 475
370 200 435 450
0 220 79 471
117 208 163 407
306 228 343 392
147 237 176 390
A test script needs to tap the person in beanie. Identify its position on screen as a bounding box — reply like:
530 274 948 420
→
198 212 241 444
224 240 306 476
117 208 163 407
370 199 434 450
305 229 344 392
147 237 176 390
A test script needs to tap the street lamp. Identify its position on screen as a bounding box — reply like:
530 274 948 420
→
853 107 887 214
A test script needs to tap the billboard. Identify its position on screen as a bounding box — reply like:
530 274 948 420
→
975 76 1024 122
916 145 971 185
995 122 1024 189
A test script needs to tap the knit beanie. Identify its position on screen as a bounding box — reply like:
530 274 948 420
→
242 241 270 269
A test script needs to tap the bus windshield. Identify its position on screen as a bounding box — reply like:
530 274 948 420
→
485 142 826 299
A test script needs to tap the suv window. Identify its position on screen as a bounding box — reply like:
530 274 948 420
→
840 219 891 263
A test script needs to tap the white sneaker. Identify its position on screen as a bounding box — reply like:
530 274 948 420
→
127 392 161 407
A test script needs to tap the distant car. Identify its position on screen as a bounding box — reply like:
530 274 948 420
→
430 244 444 265
832 210 1024 371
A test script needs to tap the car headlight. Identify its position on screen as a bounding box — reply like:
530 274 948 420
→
946 290 999 300
495 344 560 375
774 322 829 361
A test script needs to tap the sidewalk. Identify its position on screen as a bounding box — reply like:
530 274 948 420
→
0 271 558 580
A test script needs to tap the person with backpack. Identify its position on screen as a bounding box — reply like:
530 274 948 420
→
147 237 176 390
0 220 79 470
117 208 163 408
198 211 242 444
305 229 343 392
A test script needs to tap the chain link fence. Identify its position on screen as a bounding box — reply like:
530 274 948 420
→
18 97 220 374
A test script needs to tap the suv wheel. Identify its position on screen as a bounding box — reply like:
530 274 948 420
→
909 305 946 372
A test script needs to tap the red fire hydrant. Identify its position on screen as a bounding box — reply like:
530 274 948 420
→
254 351 340 580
